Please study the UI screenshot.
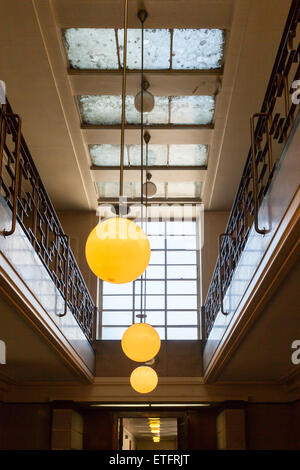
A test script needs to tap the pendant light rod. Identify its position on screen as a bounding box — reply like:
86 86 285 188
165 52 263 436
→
119 0 129 198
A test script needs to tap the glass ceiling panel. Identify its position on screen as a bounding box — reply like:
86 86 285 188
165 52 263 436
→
170 96 214 125
78 95 169 125
129 145 168 166
169 144 207 166
173 29 224 70
90 144 128 166
118 29 171 69
79 95 214 125
89 144 207 166
126 96 169 125
63 28 118 69
96 182 201 199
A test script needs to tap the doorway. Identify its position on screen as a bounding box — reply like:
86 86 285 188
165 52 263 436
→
118 417 178 450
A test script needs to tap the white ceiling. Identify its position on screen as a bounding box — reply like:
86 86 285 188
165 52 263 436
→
0 0 292 210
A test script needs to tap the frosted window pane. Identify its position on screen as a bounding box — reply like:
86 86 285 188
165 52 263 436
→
167 182 202 198
167 311 198 325
63 28 118 69
167 327 197 339
149 251 165 265
167 251 196 265
118 29 170 69
78 95 121 125
167 221 196 235
168 280 197 294
167 236 197 250
173 29 224 70
90 144 128 166
169 144 208 166
103 282 132 295
135 295 165 309
148 236 165 250
102 327 128 339
167 265 197 279
97 182 140 198
167 296 197 309
129 145 168 166
102 311 132 325
79 95 169 125
103 296 133 309
135 311 165 324
135 280 165 295
145 265 165 278
171 96 214 125
126 96 169 125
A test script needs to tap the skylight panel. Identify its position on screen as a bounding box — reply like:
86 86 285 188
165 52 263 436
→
126 96 169 125
78 95 121 125
169 144 208 166
97 182 140 198
172 29 224 70
129 145 168 166
78 95 169 125
118 29 171 69
63 28 119 69
90 144 128 166
170 96 214 125
89 145 208 167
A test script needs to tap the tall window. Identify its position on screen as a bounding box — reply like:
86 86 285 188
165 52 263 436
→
99 219 201 340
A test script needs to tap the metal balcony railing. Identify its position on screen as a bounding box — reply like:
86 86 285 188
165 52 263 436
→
0 99 96 342
203 0 300 340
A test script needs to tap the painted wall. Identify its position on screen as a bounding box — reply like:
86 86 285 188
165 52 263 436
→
122 426 136 450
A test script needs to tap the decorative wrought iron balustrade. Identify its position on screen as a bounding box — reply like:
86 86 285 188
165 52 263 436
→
203 0 300 339
0 100 96 342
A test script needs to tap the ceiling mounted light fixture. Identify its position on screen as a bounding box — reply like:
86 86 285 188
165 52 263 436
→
121 322 160 362
130 366 158 394
142 133 157 198
85 0 150 284
135 78 155 113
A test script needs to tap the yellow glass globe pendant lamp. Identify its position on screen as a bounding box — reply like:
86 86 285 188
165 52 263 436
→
130 366 158 394
85 0 150 284
121 8 161 373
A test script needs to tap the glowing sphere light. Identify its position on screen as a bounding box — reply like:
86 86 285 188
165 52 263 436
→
85 218 150 284
122 323 161 362
130 366 158 394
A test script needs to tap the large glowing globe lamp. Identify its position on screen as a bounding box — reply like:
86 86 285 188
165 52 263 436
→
121 323 161 362
130 366 158 394
85 218 151 284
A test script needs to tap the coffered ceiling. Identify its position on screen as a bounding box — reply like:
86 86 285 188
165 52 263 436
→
0 0 291 210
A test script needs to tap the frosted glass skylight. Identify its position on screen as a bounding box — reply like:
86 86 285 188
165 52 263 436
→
78 95 214 125
90 144 208 166
63 28 224 70
171 96 214 125
118 29 171 69
97 182 202 199
63 28 118 69
173 29 224 69
90 144 128 166
169 144 207 166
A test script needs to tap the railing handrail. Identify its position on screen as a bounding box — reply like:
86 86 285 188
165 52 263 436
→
0 99 96 342
203 0 300 339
